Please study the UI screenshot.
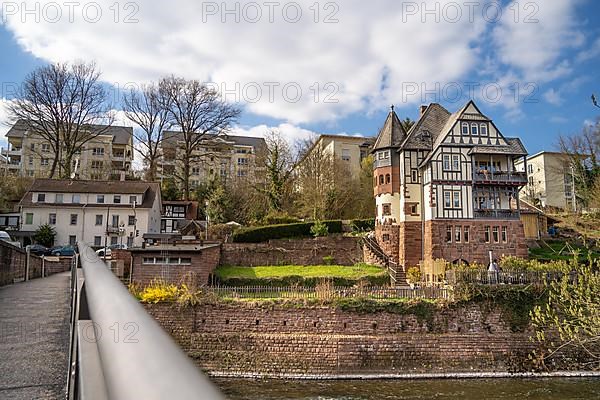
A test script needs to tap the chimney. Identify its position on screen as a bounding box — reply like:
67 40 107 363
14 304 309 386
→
420 105 428 117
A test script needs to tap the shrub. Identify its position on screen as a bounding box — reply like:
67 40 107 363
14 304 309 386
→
232 220 343 243
139 280 179 303
351 218 375 232
208 223 238 241
260 211 300 225
406 266 421 283
311 220 329 237
323 255 335 265
33 223 56 247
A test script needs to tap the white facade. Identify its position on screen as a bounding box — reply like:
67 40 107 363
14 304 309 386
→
19 181 162 247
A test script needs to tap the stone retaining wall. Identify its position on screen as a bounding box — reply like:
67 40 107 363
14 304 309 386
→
0 241 72 286
221 236 363 267
146 302 535 377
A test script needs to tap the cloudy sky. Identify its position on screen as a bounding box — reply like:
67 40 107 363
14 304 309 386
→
0 0 599 154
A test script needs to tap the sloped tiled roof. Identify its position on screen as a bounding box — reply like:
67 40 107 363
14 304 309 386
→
6 120 132 144
163 131 266 150
401 103 452 150
372 108 407 150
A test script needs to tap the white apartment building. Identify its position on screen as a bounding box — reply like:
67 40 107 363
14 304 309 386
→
17 179 162 248
1 120 134 180
514 151 576 211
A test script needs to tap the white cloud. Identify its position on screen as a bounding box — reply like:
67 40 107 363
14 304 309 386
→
0 0 586 124
576 37 600 63
543 89 563 106
549 116 568 124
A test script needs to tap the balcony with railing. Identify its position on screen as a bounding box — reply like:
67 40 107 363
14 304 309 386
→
474 209 520 219
473 170 527 185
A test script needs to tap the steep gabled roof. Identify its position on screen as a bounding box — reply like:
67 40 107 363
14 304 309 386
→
5 119 132 144
401 103 452 150
372 108 407 151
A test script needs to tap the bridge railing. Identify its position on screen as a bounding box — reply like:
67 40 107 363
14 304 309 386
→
67 242 226 400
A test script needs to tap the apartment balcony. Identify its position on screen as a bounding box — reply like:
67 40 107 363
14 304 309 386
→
474 209 520 219
1 148 22 157
473 171 527 186
6 162 22 170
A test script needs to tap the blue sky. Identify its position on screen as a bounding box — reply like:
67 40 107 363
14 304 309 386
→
1 0 599 156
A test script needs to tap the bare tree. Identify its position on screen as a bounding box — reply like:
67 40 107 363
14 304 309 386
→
557 118 600 208
123 84 170 181
158 76 240 199
257 129 295 211
7 62 112 178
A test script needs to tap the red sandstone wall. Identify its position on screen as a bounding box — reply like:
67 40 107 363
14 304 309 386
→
221 236 362 267
131 245 221 287
145 302 534 376
0 241 72 286
424 220 528 265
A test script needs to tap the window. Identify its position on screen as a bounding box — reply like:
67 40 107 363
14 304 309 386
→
25 213 33 225
95 215 103 226
463 226 470 243
453 191 461 208
382 234 390 242
501 226 508 243
91 160 103 169
379 175 384 185
127 237 134 247
129 196 137 204
237 170 248 177
382 203 391 216
385 174 391 184
341 149 351 161
480 124 488 136
37 193 46 202
30 143 35 151
237 158 248 165
69 235 76 246
492 226 499 243
128 215 135 226
471 123 478 135
97 195 104 204
444 191 451 208
55 193 63 203
112 215 119 228
28 157 33 166
378 150 390 160
446 226 452 243
462 122 469 135
455 226 461 243
70 214 78 225
411 169 418 182
528 176 534 186
405 202 419 216
113 195 121 204
527 164 534 174
443 155 451 171
41 143 50 152
92 147 105 156
41 158 49 166
72 194 80 203
484 226 491 243
94 236 102 246
110 236 118 246
49 213 56 225
452 155 460 170
192 167 200 176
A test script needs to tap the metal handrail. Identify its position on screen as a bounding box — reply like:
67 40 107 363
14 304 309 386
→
362 236 399 285
69 242 226 399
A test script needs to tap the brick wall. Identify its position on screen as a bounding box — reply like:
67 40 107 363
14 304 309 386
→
399 221 422 268
424 219 528 265
221 236 362 267
374 224 400 264
146 302 534 376
130 245 221 287
0 241 72 286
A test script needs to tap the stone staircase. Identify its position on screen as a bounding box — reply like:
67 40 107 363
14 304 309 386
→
362 236 407 287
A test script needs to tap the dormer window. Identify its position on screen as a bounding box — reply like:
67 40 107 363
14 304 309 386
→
471 123 479 136
461 123 469 135
480 124 488 136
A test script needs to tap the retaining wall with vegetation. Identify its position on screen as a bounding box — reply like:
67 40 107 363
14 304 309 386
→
145 300 536 377
220 236 363 267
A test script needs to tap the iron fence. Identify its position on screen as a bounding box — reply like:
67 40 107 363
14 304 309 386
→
446 269 573 286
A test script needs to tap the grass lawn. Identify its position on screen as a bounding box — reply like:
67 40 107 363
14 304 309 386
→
215 264 387 281
529 240 600 262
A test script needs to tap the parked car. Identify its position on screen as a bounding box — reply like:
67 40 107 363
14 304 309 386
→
0 231 21 248
26 244 52 256
51 245 76 257
96 243 128 258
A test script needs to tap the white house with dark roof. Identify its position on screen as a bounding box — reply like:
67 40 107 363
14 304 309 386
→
16 179 162 248
1 120 134 180
370 100 529 270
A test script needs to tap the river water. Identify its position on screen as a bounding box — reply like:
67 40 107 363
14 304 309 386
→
215 378 600 399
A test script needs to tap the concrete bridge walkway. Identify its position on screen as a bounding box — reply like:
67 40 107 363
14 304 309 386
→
0 272 71 399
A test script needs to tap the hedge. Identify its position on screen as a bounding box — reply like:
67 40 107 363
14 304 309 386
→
232 220 343 243
350 218 375 232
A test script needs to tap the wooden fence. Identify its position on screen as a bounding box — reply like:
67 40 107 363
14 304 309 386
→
209 285 452 300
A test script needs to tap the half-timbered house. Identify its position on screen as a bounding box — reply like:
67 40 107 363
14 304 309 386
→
372 100 529 268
